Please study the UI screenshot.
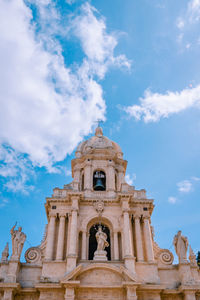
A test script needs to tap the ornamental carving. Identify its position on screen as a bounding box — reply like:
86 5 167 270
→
94 199 104 214
153 241 174 265
25 247 42 264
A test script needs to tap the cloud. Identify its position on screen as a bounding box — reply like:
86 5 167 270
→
177 180 193 193
124 85 200 122
176 0 200 49
125 173 136 186
70 3 131 79
168 196 177 204
0 0 130 192
188 0 200 22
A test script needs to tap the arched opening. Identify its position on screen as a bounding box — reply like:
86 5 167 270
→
89 223 111 260
93 170 106 191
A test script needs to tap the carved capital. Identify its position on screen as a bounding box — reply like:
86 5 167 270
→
134 213 141 220
59 213 66 218
49 211 57 218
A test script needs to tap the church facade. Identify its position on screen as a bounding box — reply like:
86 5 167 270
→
0 126 200 300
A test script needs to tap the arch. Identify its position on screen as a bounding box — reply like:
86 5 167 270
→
88 223 111 260
86 216 114 260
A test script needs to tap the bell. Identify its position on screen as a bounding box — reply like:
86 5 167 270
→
94 178 105 191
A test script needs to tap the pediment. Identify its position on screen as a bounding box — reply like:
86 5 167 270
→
61 263 138 287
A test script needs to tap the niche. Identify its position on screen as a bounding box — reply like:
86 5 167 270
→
88 223 111 260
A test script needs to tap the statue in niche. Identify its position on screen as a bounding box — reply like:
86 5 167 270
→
96 226 109 251
173 230 188 263
93 226 109 261
10 224 26 260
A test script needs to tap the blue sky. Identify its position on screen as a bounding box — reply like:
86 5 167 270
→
0 0 200 262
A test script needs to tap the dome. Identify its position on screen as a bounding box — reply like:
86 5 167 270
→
75 126 123 159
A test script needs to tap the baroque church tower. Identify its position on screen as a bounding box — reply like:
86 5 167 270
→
0 126 200 300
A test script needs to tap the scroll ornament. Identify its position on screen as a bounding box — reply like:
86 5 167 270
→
25 247 42 264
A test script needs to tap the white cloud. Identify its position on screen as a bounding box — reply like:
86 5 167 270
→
177 180 193 193
176 18 185 29
124 85 200 122
188 0 200 22
71 3 131 79
0 0 130 192
191 176 200 181
168 196 177 204
125 173 136 186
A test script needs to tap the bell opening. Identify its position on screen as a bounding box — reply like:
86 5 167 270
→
93 171 106 191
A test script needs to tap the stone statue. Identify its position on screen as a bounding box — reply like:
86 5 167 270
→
93 226 109 261
10 224 26 260
173 230 188 263
1 243 9 263
96 226 109 251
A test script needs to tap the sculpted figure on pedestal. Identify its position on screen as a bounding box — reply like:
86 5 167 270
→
93 226 109 261
173 230 188 263
10 224 26 260
96 226 109 251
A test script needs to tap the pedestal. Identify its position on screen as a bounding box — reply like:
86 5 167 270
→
93 250 108 261
178 263 194 285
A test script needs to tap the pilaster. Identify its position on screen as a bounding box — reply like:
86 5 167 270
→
56 213 66 261
64 287 75 300
84 160 92 191
121 196 136 273
113 231 119 260
126 286 138 300
45 212 57 261
143 214 154 262
81 230 87 260
134 213 144 262
66 195 79 272
3 289 13 300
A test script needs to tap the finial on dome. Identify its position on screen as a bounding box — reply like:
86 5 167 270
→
95 119 103 137
95 126 103 137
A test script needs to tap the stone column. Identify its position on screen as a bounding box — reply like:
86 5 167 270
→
3 289 14 300
107 162 115 191
68 209 78 256
143 215 154 262
66 213 71 256
118 170 124 191
114 231 119 260
45 212 56 260
81 230 87 260
56 214 66 260
84 161 92 191
134 214 144 262
123 210 132 256
67 196 79 272
73 167 80 191
122 204 135 273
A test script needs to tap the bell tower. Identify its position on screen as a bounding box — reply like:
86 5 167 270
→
71 125 127 197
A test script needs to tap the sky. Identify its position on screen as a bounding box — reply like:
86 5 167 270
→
0 0 200 262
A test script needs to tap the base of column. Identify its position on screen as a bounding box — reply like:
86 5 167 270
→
124 256 136 274
66 255 77 273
